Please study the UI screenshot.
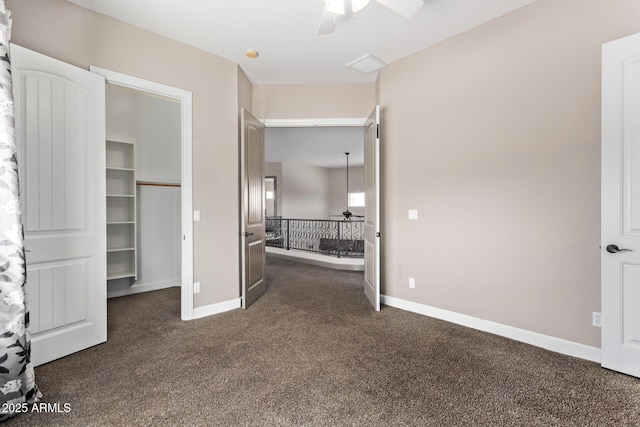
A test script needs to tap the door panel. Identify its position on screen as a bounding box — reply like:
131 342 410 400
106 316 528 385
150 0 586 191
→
602 33 640 378
364 106 380 310
12 44 106 366
240 108 266 309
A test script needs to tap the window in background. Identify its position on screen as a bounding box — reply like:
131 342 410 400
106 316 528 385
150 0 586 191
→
348 192 365 207
265 177 276 217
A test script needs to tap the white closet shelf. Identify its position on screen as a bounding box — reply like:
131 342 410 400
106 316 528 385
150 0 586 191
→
136 180 181 188
107 247 135 253
106 139 137 283
107 271 136 280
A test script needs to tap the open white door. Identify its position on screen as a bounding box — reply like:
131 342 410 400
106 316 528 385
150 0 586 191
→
602 32 640 378
240 108 266 309
12 45 107 366
364 106 380 310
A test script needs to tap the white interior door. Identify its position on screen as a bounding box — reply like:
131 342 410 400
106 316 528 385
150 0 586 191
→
12 44 106 366
602 32 640 378
364 106 380 310
240 108 266 309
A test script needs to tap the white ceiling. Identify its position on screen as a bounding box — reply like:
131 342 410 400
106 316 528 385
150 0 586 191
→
266 127 365 168
66 0 537 85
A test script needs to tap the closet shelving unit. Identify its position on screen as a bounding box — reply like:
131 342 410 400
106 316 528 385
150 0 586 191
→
106 140 137 281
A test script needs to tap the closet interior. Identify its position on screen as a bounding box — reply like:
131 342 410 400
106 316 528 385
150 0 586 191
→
105 83 182 298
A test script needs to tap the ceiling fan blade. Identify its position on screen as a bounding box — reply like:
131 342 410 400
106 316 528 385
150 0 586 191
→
318 4 336 35
375 0 424 18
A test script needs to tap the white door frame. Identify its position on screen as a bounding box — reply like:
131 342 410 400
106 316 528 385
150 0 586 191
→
90 67 194 321
262 118 366 128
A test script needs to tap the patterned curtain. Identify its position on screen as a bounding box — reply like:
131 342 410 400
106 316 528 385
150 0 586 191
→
0 1 40 421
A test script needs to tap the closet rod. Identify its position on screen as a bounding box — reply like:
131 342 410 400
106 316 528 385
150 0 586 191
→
136 181 181 188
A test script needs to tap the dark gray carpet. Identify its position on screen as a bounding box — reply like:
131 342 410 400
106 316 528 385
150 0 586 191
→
6 255 640 426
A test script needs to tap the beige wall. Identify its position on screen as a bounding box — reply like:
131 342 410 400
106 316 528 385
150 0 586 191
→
281 163 331 219
253 83 375 119
330 167 364 218
7 0 242 308
379 0 640 348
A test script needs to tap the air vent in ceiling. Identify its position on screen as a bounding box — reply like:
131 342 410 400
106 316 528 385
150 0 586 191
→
346 54 387 74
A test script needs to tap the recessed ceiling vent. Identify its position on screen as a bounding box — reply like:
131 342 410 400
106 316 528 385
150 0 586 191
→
346 54 387 74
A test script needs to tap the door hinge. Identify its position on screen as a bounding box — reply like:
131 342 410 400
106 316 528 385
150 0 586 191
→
376 232 380 238
376 124 380 139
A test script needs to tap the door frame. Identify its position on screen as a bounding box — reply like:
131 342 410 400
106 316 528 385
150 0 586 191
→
262 118 366 128
90 67 195 320
261 116 378 297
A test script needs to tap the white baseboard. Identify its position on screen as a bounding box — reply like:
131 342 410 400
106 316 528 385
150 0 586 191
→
193 298 241 319
381 295 601 363
107 279 180 299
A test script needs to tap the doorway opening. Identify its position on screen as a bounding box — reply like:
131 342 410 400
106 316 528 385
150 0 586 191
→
91 67 195 320
263 122 366 270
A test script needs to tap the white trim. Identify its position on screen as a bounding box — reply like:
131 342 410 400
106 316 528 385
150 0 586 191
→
262 118 366 127
107 281 180 299
89 66 195 321
381 295 601 363
193 298 241 319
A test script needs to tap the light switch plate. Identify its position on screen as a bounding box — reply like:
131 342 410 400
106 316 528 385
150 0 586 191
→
193 210 201 221
408 209 418 220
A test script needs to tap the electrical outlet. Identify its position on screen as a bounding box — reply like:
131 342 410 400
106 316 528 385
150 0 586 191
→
408 210 418 220
194 282 200 294
592 311 601 327
409 277 415 289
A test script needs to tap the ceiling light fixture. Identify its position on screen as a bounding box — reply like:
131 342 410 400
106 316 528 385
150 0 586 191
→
245 50 259 59
318 0 423 35
325 0 371 15
324 0 345 15
351 0 370 13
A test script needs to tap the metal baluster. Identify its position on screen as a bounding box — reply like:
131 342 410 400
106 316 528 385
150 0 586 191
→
337 221 342 258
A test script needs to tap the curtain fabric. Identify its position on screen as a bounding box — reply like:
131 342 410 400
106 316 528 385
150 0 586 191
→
0 1 40 421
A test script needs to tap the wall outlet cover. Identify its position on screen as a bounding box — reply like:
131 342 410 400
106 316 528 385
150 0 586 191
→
592 311 601 327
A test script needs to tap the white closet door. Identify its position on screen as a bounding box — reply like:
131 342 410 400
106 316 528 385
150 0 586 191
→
12 44 107 366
